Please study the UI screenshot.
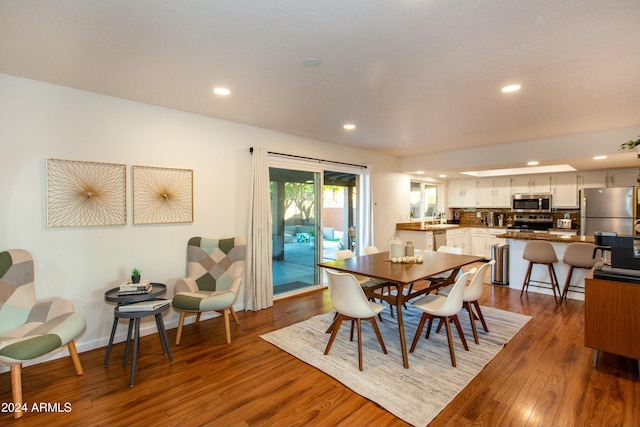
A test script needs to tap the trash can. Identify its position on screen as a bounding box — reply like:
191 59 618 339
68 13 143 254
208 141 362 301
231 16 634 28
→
491 244 509 285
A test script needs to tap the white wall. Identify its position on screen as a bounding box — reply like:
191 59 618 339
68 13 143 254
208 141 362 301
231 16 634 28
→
0 73 406 365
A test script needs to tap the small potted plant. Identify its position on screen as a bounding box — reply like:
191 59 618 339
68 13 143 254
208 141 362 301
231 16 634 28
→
131 268 142 284
619 135 640 158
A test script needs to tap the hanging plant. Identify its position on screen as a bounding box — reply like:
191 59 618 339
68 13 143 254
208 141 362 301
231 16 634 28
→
619 135 640 158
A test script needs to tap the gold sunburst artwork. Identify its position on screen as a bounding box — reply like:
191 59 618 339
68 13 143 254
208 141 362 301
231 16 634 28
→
132 165 193 224
46 159 127 227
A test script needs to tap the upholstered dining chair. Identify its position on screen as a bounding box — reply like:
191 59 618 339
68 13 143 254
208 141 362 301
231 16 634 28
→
409 271 473 367
0 249 86 419
437 260 495 344
172 236 246 345
324 270 387 371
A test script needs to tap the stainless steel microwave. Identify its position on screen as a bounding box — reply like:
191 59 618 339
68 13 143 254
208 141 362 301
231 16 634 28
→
512 194 552 212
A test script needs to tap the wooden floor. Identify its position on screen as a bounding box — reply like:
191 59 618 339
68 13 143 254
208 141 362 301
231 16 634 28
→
1 277 639 426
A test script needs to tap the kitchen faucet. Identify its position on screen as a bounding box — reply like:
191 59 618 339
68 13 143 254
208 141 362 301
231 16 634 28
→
432 210 440 224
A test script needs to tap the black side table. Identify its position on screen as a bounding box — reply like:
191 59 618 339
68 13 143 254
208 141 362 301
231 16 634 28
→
103 283 173 387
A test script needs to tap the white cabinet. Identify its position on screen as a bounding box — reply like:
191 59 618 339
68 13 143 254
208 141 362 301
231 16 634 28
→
446 228 470 254
487 229 507 258
397 230 433 252
579 171 607 189
470 228 487 257
552 173 579 208
447 179 477 207
512 174 552 194
608 168 638 187
476 177 511 208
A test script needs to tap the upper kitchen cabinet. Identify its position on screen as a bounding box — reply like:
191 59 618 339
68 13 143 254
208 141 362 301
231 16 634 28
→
477 177 511 208
579 168 639 189
447 179 477 207
511 174 552 194
608 168 639 187
579 170 607 189
552 173 579 208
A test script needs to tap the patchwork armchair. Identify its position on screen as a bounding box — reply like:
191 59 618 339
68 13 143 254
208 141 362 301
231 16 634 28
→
0 249 86 419
172 236 246 345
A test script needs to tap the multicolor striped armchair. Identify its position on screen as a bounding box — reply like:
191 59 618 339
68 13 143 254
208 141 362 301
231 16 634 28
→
172 236 246 345
0 249 86 419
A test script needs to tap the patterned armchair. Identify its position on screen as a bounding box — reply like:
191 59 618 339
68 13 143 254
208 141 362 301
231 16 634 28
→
0 249 86 419
172 236 246 345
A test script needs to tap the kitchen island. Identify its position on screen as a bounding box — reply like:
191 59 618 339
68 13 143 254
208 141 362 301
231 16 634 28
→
497 231 595 301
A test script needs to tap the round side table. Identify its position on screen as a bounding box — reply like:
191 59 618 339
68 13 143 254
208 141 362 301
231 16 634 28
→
103 283 173 387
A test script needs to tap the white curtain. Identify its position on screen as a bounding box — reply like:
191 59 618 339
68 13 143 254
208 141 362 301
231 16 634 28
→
357 166 373 253
245 146 273 311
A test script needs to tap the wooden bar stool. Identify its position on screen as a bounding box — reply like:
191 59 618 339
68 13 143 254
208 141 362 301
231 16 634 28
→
520 240 561 303
560 242 597 303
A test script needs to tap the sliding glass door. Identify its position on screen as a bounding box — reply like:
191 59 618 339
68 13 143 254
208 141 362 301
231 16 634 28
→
270 163 363 295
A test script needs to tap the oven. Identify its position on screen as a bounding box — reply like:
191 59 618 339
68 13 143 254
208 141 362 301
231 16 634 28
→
512 194 552 212
512 213 554 232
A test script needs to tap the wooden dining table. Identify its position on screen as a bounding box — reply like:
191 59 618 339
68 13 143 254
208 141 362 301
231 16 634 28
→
318 250 483 368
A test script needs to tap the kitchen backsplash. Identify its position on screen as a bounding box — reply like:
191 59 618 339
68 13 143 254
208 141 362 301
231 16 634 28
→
452 208 580 229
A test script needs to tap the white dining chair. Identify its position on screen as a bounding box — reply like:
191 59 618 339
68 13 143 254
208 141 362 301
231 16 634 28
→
437 260 495 344
409 271 473 367
324 270 388 371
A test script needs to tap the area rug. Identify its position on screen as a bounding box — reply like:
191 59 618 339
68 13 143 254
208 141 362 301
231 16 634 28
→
260 306 531 427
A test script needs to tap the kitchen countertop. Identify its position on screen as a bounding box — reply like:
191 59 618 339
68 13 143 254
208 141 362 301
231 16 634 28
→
496 231 594 244
396 222 508 231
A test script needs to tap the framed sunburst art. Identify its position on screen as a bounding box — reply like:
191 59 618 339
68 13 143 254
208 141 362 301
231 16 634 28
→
46 158 127 227
132 165 193 224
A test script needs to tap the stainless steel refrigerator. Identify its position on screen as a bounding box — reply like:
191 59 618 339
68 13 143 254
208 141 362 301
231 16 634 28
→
580 187 639 236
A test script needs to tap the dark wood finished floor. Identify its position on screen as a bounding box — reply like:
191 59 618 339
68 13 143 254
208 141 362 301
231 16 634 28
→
1 273 639 426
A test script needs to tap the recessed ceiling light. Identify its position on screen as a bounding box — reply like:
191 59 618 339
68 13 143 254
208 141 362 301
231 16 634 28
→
439 174 447 178
416 170 424 175
501 84 521 93
527 161 539 166
343 123 356 130
593 155 607 160
213 87 231 96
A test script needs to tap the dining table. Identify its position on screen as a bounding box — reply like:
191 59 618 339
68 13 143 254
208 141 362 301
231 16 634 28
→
318 250 483 368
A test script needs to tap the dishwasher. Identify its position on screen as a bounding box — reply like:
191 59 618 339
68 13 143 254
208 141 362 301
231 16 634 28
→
433 230 446 250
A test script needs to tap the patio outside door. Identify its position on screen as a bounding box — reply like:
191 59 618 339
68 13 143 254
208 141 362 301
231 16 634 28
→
270 167 359 295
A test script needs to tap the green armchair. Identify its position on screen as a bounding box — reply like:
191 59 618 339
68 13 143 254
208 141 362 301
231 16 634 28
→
0 249 86 419
172 237 246 345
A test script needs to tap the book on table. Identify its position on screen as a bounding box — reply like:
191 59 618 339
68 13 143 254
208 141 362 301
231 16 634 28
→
118 299 171 312
118 280 151 293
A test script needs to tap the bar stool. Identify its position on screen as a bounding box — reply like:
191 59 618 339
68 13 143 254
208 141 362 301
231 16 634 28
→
560 242 597 303
521 240 561 303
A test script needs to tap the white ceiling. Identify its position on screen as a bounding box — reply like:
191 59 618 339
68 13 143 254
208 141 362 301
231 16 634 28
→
1 0 639 178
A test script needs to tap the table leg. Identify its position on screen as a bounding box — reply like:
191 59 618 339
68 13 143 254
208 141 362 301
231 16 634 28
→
395 283 410 369
103 316 119 367
155 313 173 362
130 317 141 387
122 318 134 367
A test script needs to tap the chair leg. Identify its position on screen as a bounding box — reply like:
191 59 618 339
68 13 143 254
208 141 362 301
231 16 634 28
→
10 364 23 419
223 309 231 344
68 340 84 376
466 302 479 345
356 318 363 371
410 313 428 352
195 312 201 326
561 266 575 303
443 316 457 367
324 315 345 355
521 261 533 297
230 306 240 325
452 314 469 351
370 317 387 354
175 311 186 345
546 263 559 303
471 300 489 332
